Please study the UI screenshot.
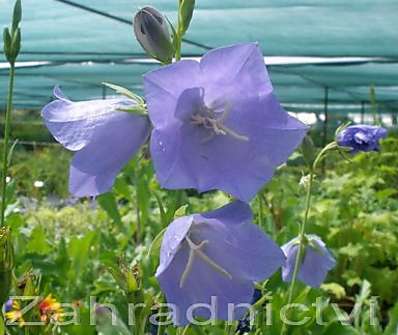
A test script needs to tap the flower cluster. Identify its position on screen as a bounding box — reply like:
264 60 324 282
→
42 43 307 201
3 295 63 326
44 42 387 326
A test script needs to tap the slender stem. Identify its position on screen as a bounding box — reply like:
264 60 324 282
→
175 35 182 61
175 0 183 61
181 325 190 335
0 63 15 227
281 170 314 334
286 171 313 304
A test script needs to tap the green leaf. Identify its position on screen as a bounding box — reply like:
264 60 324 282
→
3 28 11 58
384 301 398 335
300 135 317 166
322 321 359 335
147 227 166 259
26 225 52 255
0 315 5 335
10 27 21 59
321 282 346 300
97 192 122 225
174 204 189 218
95 307 130 335
102 82 145 104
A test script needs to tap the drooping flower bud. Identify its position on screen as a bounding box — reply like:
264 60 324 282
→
281 234 336 288
0 227 14 305
133 7 174 64
336 124 387 153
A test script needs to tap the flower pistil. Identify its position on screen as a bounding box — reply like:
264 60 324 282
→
179 234 232 288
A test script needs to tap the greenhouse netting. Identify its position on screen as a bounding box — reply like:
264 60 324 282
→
0 0 397 116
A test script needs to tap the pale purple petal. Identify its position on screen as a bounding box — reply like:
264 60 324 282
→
156 201 284 325
42 87 134 151
157 246 254 325
199 42 273 102
194 201 285 281
144 60 201 128
69 113 150 197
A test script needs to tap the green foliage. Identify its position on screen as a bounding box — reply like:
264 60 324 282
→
2 135 398 334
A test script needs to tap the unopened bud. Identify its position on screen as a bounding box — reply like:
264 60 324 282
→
178 0 195 35
133 7 174 63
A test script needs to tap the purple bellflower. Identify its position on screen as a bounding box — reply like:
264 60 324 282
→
144 43 308 202
42 87 151 197
337 124 387 153
156 201 284 326
281 235 336 288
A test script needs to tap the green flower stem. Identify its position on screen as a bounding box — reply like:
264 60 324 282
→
281 169 314 335
281 141 337 334
175 33 182 61
0 62 15 227
174 0 183 61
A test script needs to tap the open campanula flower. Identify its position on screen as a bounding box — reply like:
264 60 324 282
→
337 124 387 153
144 43 308 202
156 201 284 325
42 87 151 197
281 234 336 288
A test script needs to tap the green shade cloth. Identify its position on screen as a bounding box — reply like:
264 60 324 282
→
0 0 397 111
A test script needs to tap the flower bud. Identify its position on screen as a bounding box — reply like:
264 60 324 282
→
178 0 195 35
0 227 14 305
133 7 174 63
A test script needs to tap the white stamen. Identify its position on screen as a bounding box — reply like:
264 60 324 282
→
179 236 232 288
190 104 249 142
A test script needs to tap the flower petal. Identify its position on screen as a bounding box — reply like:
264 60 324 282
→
69 112 150 197
156 201 283 325
144 60 200 128
42 87 134 151
151 93 307 201
200 43 272 101
157 243 254 326
194 201 285 281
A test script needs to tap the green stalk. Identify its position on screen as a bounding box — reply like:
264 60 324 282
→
0 62 15 227
174 0 183 61
285 170 314 308
281 170 314 335
175 36 182 61
281 141 337 334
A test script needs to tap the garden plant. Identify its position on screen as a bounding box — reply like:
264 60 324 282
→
1 1 397 335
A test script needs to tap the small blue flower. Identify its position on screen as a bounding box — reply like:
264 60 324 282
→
281 235 336 288
4 299 13 313
156 201 284 326
337 125 387 153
